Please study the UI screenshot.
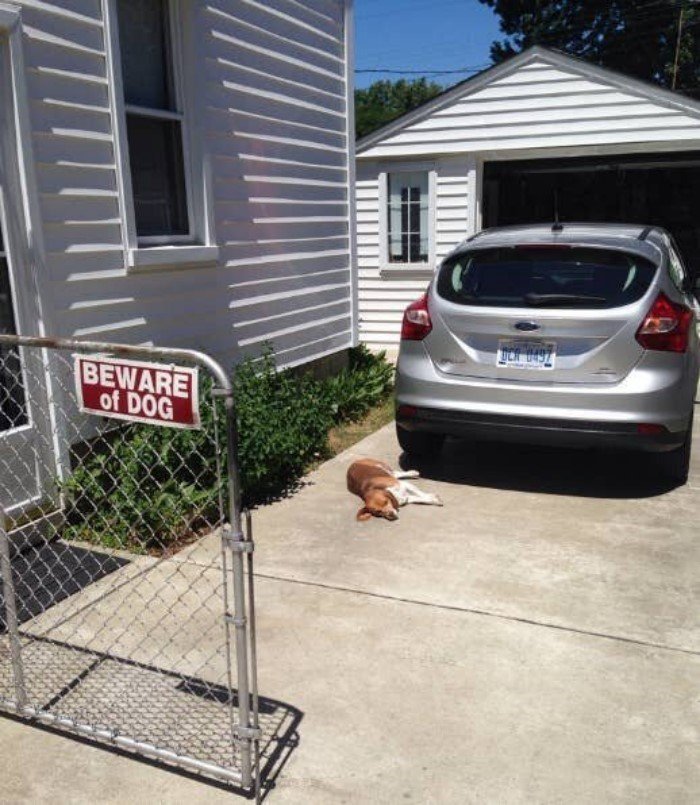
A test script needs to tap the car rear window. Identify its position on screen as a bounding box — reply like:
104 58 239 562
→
436 246 657 309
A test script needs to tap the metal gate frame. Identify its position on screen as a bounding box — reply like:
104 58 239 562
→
0 333 261 797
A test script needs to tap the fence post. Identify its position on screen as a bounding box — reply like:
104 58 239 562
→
0 506 27 711
245 509 262 803
221 384 258 790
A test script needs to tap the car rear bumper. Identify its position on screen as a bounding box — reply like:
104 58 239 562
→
395 341 698 450
396 407 686 452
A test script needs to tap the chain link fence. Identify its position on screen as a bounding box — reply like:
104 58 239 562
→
0 334 264 797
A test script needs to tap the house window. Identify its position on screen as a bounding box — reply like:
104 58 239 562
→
116 0 190 241
387 171 429 263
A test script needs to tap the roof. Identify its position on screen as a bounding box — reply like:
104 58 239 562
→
356 46 700 154
448 222 666 265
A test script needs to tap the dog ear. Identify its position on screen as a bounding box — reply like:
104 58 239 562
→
356 507 373 521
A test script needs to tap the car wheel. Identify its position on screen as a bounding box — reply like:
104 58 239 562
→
657 417 693 485
396 424 445 458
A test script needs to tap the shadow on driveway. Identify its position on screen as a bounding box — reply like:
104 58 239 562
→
0 543 129 632
400 438 678 499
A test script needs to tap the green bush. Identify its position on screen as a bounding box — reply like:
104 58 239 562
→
320 345 394 423
235 348 335 502
61 381 223 553
61 345 393 552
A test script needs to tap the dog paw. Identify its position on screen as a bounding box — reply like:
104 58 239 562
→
432 495 444 506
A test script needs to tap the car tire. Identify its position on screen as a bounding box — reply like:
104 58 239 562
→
396 424 445 458
657 416 693 485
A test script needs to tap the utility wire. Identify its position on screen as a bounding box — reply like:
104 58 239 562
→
356 0 695 61
355 3 700 83
355 4 698 67
356 66 489 75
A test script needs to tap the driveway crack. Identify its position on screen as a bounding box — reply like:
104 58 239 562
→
253 571 700 657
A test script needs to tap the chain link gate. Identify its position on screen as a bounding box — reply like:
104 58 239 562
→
0 334 261 797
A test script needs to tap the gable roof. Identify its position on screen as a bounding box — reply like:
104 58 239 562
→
356 46 700 154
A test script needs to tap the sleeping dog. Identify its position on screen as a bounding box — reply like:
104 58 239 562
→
347 458 443 521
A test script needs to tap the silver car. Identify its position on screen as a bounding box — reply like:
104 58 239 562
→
395 223 699 483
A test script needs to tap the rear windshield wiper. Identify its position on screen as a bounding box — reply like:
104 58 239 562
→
524 293 607 307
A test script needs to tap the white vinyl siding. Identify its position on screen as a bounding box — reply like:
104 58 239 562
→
16 0 352 370
435 161 470 262
206 0 352 367
360 57 700 160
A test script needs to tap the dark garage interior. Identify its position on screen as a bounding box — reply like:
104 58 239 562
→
483 151 700 279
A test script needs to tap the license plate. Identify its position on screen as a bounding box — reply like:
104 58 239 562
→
497 340 556 370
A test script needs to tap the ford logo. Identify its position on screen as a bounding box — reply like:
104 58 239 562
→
514 321 540 332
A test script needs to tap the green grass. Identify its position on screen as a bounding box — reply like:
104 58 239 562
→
324 395 395 459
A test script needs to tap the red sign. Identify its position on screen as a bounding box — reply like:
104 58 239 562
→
75 355 200 429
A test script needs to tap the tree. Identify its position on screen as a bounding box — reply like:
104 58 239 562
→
478 0 700 95
355 78 443 139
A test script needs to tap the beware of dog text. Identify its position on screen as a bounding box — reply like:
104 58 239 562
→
75 355 200 429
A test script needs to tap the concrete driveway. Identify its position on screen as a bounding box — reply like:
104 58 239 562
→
1 419 699 803
247 419 700 803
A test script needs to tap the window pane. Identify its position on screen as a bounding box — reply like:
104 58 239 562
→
127 114 189 237
389 171 428 201
388 205 403 258
117 0 173 110
387 171 429 263
388 236 404 261
409 199 421 233
0 256 27 431
401 197 409 237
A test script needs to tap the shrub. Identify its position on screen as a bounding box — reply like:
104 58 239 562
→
61 345 393 552
235 348 335 503
320 345 394 423
61 380 223 553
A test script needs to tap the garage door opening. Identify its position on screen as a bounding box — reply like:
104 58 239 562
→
483 152 700 279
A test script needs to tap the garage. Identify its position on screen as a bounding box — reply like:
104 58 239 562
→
356 44 700 348
483 151 700 278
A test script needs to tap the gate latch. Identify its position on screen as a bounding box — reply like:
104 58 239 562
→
235 724 263 741
224 612 247 627
221 525 254 553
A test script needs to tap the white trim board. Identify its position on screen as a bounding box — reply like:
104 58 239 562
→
344 0 358 347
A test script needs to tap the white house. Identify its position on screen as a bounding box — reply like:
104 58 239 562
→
0 0 356 371
355 46 700 349
0 0 356 520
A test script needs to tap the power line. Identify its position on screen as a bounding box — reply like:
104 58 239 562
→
354 3 700 81
355 65 488 75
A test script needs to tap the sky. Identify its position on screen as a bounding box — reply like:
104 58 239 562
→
354 0 504 90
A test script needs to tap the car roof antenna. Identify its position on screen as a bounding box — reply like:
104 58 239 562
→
552 190 563 232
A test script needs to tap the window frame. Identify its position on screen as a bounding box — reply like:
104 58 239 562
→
379 163 436 278
104 0 218 270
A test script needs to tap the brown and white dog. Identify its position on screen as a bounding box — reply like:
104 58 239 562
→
347 458 443 521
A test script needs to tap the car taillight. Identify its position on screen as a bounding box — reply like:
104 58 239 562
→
635 293 692 353
401 293 432 341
